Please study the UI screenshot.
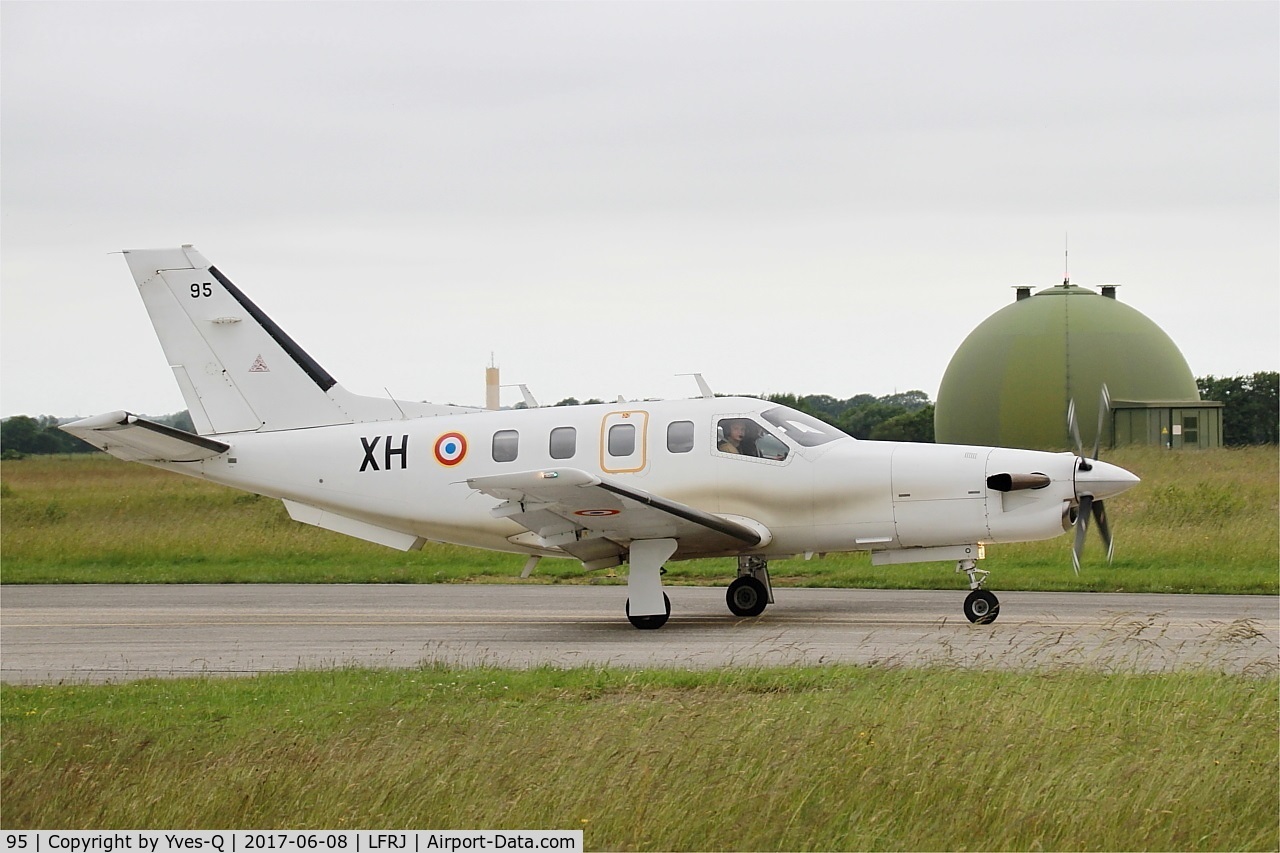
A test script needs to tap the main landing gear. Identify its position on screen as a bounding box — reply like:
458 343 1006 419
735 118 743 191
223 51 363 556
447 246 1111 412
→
626 594 671 630
624 545 776 629
958 558 1000 624
625 539 677 630
727 555 774 617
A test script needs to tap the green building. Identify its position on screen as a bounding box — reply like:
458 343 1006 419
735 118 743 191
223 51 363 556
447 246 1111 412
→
934 282 1222 450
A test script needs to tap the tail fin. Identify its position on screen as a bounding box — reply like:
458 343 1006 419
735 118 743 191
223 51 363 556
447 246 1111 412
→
124 246 472 435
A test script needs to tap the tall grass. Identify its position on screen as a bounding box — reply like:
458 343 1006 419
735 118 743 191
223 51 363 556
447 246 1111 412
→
0 454 527 583
2 447 1276 592
2 666 1275 850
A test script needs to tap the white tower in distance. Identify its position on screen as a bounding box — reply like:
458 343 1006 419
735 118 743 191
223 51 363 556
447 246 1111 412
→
485 354 500 411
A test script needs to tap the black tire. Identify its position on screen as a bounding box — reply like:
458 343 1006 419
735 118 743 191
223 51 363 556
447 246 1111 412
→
626 593 671 629
963 589 1000 624
726 576 768 617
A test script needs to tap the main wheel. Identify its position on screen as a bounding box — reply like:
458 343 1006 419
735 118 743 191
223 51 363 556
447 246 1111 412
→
963 589 1000 624
726 576 768 617
626 593 671 629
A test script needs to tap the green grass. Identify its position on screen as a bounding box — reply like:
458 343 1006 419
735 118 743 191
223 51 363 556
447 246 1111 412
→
2 666 1275 850
1 446 1276 593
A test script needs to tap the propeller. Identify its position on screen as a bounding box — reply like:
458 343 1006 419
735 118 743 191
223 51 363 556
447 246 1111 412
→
1069 384 1116 574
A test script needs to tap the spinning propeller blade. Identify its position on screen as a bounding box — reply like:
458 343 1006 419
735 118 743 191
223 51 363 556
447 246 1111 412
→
1071 494 1092 575
1067 398 1084 462
1093 498 1114 563
1068 384 1121 571
1092 384 1111 461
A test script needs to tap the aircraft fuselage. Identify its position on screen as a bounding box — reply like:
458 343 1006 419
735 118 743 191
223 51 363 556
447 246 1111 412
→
150 396 1101 564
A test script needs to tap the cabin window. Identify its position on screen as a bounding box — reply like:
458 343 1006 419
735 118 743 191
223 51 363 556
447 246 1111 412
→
492 429 519 463
608 423 636 457
666 420 695 453
549 426 576 459
716 417 789 461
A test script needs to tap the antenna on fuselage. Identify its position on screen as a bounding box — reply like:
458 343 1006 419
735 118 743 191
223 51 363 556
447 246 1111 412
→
502 384 539 408
677 373 714 399
383 388 409 420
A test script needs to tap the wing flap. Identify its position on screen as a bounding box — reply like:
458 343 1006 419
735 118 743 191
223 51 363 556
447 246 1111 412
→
60 411 230 462
467 467 764 564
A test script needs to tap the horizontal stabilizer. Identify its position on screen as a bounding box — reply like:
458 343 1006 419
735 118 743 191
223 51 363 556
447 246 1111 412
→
60 411 230 462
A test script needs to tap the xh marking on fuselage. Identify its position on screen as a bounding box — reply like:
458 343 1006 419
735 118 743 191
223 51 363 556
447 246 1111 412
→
360 435 409 472
63 245 1140 629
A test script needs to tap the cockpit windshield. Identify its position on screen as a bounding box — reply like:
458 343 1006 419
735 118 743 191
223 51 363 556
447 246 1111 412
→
760 406 849 447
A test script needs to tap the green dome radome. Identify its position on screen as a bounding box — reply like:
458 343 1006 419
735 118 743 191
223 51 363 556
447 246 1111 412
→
935 285 1200 450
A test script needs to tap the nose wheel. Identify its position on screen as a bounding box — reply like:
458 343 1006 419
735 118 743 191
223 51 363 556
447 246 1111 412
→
963 589 1000 624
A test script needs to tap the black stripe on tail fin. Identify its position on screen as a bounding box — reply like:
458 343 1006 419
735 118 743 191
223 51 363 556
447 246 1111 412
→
209 266 337 392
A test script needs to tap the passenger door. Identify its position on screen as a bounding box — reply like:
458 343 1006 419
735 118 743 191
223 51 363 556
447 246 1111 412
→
600 410 649 474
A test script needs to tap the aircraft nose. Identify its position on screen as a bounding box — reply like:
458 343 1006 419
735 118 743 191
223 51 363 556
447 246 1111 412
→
1075 459 1140 501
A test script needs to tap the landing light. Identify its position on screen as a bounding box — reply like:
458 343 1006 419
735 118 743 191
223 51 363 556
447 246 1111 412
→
539 471 559 479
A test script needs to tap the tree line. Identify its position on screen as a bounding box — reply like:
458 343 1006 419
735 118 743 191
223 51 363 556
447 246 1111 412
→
761 390 935 441
2 373 1274 457
1197 372 1279 446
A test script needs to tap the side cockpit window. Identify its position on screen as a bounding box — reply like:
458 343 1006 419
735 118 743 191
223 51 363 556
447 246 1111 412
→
716 417 788 461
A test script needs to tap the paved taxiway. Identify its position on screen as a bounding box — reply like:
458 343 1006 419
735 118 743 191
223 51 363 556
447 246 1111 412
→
2 585 1276 683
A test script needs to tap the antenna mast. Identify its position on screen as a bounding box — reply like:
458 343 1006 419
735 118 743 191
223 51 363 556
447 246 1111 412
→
1063 232 1070 286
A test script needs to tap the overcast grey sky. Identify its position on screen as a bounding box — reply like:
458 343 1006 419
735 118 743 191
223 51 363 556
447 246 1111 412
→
3 1 1276 418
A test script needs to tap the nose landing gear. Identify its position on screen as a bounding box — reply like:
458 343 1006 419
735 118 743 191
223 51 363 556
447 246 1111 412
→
958 558 1000 624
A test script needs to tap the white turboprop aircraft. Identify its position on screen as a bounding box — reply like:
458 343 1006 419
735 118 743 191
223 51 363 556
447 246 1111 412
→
64 246 1140 629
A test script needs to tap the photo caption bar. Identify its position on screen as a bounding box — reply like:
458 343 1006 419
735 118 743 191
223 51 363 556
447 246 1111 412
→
1 832 582 853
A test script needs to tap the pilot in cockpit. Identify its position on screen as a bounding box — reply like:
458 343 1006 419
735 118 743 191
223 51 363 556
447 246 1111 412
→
717 419 760 457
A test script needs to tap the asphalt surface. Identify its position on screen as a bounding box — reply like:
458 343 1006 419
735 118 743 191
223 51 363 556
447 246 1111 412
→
2 584 1276 683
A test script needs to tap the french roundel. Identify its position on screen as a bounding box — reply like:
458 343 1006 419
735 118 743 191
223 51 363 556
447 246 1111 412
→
434 432 468 466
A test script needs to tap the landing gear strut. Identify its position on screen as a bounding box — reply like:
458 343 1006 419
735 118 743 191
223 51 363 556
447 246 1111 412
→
625 539 677 630
727 555 774 617
957 558 999 624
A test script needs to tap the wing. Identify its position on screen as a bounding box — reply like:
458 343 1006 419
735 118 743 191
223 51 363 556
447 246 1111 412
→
466 468 765 569
60 411 230 463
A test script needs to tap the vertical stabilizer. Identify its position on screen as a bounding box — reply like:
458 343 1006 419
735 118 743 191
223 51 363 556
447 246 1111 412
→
125 246 355 434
